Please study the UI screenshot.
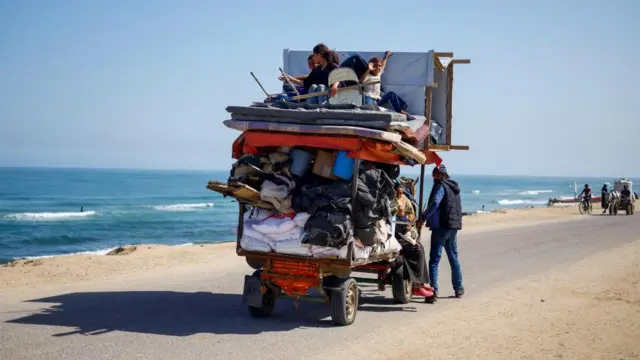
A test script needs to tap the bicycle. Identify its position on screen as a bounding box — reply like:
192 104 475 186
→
578 199 592 214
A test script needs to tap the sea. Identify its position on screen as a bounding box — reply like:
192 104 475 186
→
0 167 629 264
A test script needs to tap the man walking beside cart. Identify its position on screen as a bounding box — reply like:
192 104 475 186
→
418 164 465 303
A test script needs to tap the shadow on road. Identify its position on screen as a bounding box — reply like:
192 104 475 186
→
8 290 415 337
7 291 332 337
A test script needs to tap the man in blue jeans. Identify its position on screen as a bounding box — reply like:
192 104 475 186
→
418 164 464 303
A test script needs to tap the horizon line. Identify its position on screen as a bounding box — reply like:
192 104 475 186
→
0 165 635 179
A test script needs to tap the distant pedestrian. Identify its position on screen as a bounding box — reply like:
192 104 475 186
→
80 206 84 213
601 184 609 214
418 164 464 303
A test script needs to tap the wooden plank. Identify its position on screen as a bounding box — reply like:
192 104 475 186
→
423 86 433 150
446 64 454 145
434 52 454 58
450 145 470 150
451 59 471 64
288 81 380 101
427 144 451 151
433 56 445 72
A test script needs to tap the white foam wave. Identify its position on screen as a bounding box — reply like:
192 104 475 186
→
472 190 480 194
18 247 118 260
551 203 576 207
517 190 554 196
12 243 199 261
153 203 214 211
497 199 548 206
2 211 97 221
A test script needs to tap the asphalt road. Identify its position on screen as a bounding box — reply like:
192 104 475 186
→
1 215 638 360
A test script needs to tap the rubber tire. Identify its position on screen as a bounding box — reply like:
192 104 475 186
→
626 204 631 216
330 278 358 326
247 270 275 318
245 257 264 270
322 275 339 299
391 265 412 304
614 207 618 215
632 204 635 215
609 205 614 215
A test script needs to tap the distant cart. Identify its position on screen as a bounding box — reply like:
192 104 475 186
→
608 178 635 215
209 49 470 326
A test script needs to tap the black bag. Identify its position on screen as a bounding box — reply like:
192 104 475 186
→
339 54 368 86
302 211 353 248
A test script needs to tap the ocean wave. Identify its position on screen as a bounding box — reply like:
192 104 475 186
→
471 190 480 194
517 190 554 196
496 199 548 206
2 211 97 221
11 242 199 261
16 247 118 260
153 203 214 211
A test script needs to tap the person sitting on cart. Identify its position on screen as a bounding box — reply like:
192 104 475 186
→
279 43 339 104
278 55 317 95
392 182 434 298
621 185 631 200
577 184 592 208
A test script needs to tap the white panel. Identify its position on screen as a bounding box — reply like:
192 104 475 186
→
381 85 425 116
282 49 435 118
283 50 435 86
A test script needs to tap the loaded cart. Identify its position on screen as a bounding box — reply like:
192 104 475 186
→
208 49 470 326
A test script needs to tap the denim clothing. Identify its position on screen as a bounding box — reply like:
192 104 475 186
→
365 91 409 114
422 185 444 229
429 228 463 293
283 83 308 96
307 84 328 105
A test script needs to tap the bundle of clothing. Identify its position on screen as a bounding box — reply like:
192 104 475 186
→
292 165 397 249
238 207 372 259
228 148 296 213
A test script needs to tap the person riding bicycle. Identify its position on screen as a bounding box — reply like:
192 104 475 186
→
577 184 592 208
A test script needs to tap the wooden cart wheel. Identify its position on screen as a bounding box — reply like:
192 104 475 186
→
330 278 358 326
391 265 412 304
247 270 275 318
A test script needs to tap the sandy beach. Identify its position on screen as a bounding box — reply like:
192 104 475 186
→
1 205 587 292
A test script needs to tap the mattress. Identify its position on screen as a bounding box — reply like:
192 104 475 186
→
223 119 403 143
226 104 408 124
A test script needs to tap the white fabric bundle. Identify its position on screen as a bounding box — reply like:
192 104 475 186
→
252 216 297 235
239 220 273 253
273 238 312 256
240 235 273 252
243 208 274 222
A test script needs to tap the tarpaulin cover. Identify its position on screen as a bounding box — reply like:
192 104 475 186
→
232 131 442 166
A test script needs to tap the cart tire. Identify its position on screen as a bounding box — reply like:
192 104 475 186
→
330 278 358 326
626 204 631 215
247 270 275 318
632 204 635 215
391 265 412 304
614 207 618 215
609 205 614 215
322 275 339 299
245 257 264 270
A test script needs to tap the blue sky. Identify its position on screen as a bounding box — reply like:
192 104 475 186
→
0 0 638 177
